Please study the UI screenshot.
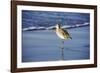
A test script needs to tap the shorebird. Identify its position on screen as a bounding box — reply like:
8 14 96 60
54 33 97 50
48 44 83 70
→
55 24 72 40
55 24 72 60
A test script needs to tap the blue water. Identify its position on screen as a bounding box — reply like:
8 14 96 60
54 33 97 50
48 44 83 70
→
22 10 90 28
22 26 90 62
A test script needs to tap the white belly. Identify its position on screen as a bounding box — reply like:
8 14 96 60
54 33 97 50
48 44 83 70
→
56 30 65 39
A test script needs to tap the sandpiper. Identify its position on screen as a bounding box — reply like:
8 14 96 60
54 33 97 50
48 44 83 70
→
55 24 72 40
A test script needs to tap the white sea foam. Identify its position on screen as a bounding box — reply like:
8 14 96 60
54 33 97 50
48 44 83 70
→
22 22 89 31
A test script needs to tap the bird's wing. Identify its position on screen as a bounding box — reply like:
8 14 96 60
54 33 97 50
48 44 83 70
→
61 28 72 39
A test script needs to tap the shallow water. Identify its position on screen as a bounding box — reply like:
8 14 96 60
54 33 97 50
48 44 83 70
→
22 26 90 62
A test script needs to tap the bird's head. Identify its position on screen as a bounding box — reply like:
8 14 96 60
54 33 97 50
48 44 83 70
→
56 24 61 29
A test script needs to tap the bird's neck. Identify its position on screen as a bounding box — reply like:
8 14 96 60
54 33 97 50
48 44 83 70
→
56 26 60 29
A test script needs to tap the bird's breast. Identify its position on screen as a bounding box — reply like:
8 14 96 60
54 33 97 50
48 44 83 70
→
56 29 66 39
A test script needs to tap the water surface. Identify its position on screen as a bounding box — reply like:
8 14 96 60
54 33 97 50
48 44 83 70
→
22 26 90 62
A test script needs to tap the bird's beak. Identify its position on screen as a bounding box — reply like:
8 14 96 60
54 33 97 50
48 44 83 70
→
52 27 56 31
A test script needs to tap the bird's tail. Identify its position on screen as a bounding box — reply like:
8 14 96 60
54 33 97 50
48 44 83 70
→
69 36 72 39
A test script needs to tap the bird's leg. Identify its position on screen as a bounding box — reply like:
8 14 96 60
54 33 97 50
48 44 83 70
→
61 40 64 60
